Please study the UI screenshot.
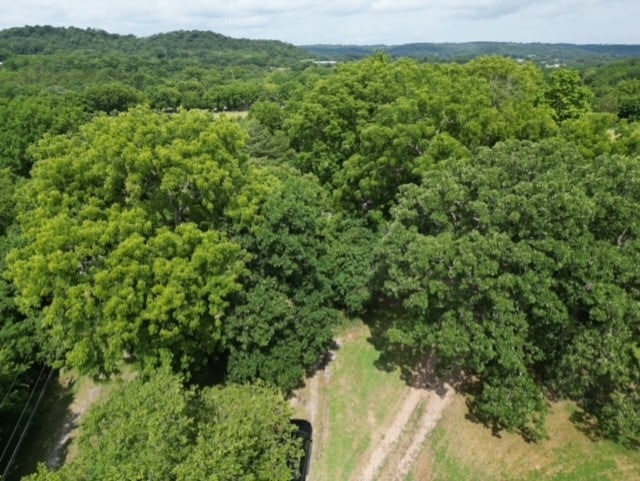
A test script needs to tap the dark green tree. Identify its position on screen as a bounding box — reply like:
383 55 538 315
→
225 165 338 391
378 139 640 442
83 82 143 113
0 92 86 176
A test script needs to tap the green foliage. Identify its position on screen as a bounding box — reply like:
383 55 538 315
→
225 166 338 391
2 25 640 452
25 371 301 481
83 82 143 113
378 139 640 441
0 170 43 449
0 26 308 66
304 42 640 64
0 92 86 175
285 55 557 218
7 107 250 375
177 383 301 481
205 81 264 111
6 106 342 393
250 100 285 132
242 117 291 160
148 85 182 111
323 218 378 314
544 69 594 121
557 112 619 158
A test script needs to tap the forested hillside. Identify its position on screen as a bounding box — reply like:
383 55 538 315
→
304 41 640 65
0 26 639 480
0 25 308 65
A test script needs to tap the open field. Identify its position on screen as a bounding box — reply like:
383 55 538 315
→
412 395 640 481
291 320 640 481
290 321 453 481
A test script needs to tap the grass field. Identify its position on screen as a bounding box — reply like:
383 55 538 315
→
291 320 640 481
292 321 413 481
413 395 640 481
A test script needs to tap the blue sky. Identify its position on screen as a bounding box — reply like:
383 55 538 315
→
1 0 639 45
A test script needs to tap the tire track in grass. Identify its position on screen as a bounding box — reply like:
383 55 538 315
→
391 384 454 481
355 387 426 481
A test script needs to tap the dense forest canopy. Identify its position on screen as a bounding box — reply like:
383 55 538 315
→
0 26 307 65
1 25 640 479
304 41 640 64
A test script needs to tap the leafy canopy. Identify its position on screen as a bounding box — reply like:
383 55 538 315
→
26 371 302 481
7 107 249 375
379 139 640 442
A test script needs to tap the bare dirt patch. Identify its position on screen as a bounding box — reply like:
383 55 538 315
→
46 377 103 468
392 385 454 481
355 387 426 481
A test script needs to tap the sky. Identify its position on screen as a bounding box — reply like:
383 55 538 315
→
1 0 639 45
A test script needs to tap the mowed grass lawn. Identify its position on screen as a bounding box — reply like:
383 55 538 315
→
409 388 640 481
293 319 640 481
320 323 410 481
291 320 413 481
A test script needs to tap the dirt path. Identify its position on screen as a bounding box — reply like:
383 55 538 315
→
391 384 454 481
291 326 454 481
355 387 426 481
46 380 103 469
353 383 454 481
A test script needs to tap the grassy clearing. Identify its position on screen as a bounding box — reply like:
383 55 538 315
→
294 318 639 481
412 394 640 481
291 320 414 481
321 321 410 481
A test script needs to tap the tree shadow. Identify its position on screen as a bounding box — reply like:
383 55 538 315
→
569 407 602 442
308 339 342 376
7 371 76 480
569 404 640 449
363 297 468 397
188 352 229 388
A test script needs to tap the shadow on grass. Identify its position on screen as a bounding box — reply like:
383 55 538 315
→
569 405 640 450
363 297 469 399
7 371 76 481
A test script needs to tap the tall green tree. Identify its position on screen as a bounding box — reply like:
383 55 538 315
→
378 139 640 442
544 69 594 121
0 92 86 176
26 371 302 481
284 56 557 219
0 168 40 449
225 165 338 391
7 107 249 376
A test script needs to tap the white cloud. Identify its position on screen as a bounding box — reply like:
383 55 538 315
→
0 0 638 44
370 0 426 13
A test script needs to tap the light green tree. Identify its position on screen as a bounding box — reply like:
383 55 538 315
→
544 69 594 121
25 371 302 481
7 107 249 376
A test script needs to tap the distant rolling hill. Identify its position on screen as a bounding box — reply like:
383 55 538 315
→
0 25 309 66
302 42 640 65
